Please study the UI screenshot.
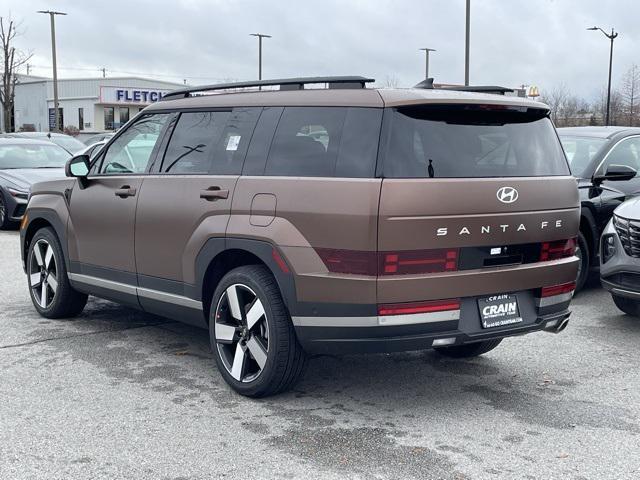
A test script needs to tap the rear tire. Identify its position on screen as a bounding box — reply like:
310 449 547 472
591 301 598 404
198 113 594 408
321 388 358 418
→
434 339 503 358
27 227 88 318
209 265 308 397
612 294 640 317
575 231 589 293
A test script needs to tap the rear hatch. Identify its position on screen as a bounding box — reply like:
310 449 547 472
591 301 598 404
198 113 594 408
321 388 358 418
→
377 103 579 304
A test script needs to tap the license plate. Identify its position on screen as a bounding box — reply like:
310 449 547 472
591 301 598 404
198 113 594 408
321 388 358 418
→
477 294 522 328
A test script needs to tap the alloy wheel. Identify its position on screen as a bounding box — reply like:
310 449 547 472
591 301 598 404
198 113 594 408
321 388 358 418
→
214 283 269 383
29 239 59 309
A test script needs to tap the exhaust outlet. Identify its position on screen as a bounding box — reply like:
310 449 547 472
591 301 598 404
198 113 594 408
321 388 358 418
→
546 316 570 334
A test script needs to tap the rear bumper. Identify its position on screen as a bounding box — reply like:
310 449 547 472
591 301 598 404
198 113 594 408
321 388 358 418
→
294 289 572 354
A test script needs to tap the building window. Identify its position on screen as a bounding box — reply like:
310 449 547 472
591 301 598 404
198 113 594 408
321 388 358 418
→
119 107 130 127
104 107 115 130
78 108 84 131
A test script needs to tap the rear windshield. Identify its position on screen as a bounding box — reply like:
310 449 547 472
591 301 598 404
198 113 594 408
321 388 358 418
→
383 105 570 178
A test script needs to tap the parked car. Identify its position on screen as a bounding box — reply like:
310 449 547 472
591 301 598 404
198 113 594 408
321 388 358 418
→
21 76 580 397
0 138 70 229
0 132 86 155
82 132 115 146
558 127 640 290
600 196 640 316
78 140 107 159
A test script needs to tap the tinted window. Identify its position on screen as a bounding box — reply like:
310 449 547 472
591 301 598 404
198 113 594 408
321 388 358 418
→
597 136 640 175
265 107 345 177
161 111 230 174
100 113 171 174
264 107 381 177
559 135 607 177
210 107 261 175
243 107 283 176
383 106 570 178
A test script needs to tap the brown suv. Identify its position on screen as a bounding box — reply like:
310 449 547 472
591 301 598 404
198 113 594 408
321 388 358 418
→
20 76 579 397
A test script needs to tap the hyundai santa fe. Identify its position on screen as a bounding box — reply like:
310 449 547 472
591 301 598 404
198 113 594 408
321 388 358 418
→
20 76 580 397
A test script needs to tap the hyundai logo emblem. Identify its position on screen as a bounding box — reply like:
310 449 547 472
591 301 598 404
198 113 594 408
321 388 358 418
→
497 186 519 204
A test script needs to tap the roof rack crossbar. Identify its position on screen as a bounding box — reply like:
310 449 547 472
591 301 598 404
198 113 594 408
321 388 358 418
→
162 76 375 100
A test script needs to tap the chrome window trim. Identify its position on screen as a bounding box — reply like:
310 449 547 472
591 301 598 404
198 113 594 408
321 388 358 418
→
593 134 640 177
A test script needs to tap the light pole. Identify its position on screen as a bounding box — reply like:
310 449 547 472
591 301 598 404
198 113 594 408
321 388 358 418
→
38 10 66 132
464 0 470 86
250 33 271 83
419 48 436 79
588 26 618 126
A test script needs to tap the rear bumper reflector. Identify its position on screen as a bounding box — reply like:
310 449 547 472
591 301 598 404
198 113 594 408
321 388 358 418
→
377 298 460 316
540 281 576 298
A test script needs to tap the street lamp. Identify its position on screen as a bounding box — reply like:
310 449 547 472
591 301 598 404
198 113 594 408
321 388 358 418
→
588 26 618 126
464 0 470 86
38 10 66 132
419 48 436 80
250 33 271 83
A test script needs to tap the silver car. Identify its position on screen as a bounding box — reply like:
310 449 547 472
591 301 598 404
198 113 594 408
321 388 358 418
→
601 197 640 316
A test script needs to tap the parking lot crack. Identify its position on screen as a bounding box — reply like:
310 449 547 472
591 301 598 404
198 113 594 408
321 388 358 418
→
0 321 174 350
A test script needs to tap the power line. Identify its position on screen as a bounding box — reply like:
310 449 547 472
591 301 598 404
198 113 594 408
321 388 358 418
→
27 64 237 82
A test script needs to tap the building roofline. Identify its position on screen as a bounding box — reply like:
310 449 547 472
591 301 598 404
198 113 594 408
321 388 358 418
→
17 75 185 88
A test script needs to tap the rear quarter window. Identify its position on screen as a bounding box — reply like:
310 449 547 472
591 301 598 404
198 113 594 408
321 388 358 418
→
262 106 382 178
383 105 570 178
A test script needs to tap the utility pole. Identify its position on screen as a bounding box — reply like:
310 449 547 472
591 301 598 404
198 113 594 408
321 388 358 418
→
250 33 271 86
38 10 66 132
588 26 618 126
419 48 436 79
464 0 470 86
102 67 106 78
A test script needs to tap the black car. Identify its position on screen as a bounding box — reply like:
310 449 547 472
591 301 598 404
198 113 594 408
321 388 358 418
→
558 126 640 290
0 138 70 229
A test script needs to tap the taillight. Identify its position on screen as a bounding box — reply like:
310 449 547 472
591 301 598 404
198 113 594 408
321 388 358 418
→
540 238 576 261
540 281 576 298
378 298 460 316
314 248 377 276
381 249 458 275
315 248 459 276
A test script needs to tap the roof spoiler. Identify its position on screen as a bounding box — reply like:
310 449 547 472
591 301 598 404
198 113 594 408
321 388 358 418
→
413 79 514 96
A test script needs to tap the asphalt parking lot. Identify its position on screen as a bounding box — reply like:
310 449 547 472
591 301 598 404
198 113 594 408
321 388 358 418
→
1 229 639 479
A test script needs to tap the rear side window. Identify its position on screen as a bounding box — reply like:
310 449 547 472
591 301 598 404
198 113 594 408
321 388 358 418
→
161 111 230 174
263 107 381 178
383 105 570 178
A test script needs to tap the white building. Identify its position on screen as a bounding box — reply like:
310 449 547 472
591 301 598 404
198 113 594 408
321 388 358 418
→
13 76 184 133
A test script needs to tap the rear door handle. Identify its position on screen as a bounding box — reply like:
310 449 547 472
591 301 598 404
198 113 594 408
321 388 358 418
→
200 186 229 201
114 186 137 198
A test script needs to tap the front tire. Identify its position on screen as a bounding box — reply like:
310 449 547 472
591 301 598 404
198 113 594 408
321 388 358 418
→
575 231 590 293
434 339 503 358
27 227 88 318
210 265 307 397
0 192 15 230
612 294 640 317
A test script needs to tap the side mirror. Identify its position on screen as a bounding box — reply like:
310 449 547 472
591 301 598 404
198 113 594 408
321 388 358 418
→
594 164 637 184
65 155 90 178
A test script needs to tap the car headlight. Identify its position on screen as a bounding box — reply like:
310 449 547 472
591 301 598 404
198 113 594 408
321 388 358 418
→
601 234 617 264
6 187 29 200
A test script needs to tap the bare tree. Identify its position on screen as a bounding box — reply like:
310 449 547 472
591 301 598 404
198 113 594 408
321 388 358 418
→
0 16 32 133
541 84 569 125
382 75 400 88
596 87 624 126
621 64 640 126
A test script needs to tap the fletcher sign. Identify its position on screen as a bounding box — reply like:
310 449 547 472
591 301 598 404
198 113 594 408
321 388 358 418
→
99 86 173 105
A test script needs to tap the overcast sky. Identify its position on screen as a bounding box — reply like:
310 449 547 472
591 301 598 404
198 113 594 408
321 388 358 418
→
6 0 640 100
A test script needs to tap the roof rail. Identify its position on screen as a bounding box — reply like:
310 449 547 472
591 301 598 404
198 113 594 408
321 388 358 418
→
161 76 375 100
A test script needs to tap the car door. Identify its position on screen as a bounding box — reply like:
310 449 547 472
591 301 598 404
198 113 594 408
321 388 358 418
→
596 136 640 228
66 113 173 304
134 108 260 318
